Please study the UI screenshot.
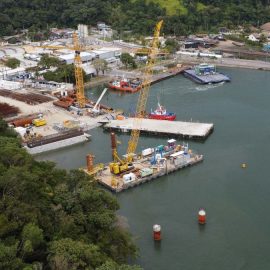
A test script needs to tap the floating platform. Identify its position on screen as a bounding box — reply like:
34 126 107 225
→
183 69 230 84
102 118 213 140
24 131 91 155
93 146 203 193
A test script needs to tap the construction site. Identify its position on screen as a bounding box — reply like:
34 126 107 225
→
0 32 123 154
0 21 213 191
83 133 203 193
77 20 206 192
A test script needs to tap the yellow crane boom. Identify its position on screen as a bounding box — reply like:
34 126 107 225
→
126 20 163 161
39 32 86 108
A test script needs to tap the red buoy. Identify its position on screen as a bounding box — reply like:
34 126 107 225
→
153 224 161 241
198 209 206 225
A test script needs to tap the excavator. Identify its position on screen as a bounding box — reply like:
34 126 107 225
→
109 20 163 175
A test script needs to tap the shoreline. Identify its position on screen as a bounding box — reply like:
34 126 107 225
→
178 56 270 71
84 57 270 88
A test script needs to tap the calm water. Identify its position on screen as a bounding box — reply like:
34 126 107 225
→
37 68 270 269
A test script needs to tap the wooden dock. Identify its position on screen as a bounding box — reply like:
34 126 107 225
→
102 118 214 140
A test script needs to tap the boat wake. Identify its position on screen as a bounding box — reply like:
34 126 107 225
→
195 82 224 92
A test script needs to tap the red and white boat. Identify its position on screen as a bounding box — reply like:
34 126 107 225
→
108 78 142 93
148 103 176 121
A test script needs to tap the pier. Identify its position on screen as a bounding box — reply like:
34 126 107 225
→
102 118 214 140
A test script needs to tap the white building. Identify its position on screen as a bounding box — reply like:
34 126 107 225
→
58 52 96 64
0 79 23 90
92 47 121 60
78 24 89 39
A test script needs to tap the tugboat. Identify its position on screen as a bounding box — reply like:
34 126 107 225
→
108 77 142 93
148 103 176 121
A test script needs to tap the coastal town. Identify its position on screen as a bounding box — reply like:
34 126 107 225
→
1 2 270 268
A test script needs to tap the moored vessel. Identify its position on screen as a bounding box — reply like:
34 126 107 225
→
108 77 142 93
148 103 176 121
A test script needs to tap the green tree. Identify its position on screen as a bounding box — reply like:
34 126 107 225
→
164 39 180 53
38 54 62 69
120 53 137 69
0 119 139 269
97 261 143 270
92 58 108 76
48 238 105 270
5 58 20 69
43 63 87 84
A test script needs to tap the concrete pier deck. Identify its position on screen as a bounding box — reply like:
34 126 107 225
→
103 118 214 140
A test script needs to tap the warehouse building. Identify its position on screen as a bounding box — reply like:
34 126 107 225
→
58 52 96 64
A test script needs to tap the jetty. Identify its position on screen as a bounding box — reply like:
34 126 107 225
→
102 118 214 140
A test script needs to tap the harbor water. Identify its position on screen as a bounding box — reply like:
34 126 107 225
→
37 68 270 269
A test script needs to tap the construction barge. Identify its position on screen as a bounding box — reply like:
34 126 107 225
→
84 139 203 193
23 129 91 155
102 118 214 140
183 63 230 84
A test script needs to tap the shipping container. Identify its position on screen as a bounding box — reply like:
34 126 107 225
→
140 168 153 177
123 173 136 183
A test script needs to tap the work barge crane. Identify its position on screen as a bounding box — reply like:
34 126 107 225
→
40 33 86 108
109 20 163 175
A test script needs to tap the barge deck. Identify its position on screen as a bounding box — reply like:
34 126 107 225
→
93 152 203 193
183 69 230 84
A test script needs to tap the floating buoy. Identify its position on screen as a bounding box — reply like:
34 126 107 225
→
241 163 247 169
153 224 161 241
198 209 206 225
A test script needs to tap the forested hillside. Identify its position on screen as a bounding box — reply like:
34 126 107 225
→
1 0 270 35
0 118 141 270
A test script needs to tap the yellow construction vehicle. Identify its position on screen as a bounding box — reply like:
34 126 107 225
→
39 33 86 108
32 118 47 127
109 20 163 174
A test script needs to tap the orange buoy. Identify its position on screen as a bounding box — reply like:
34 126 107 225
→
153 224 161 241
198 209 206 225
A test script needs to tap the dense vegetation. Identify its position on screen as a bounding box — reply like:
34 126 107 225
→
0 118 141 270
1 0 270 37
4 57 21 69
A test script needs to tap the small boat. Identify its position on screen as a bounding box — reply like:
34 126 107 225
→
108 77 142 93
148 103 176 121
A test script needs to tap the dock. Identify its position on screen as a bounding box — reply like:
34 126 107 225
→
102 118 214 140
183 69 230 84
149 66 188 85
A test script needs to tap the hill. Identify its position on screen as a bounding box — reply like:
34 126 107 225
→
1 0 270 36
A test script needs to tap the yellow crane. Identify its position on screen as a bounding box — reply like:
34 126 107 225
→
110 20 163 174
40 32 86 108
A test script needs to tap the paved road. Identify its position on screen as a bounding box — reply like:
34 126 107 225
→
177 55 270 70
